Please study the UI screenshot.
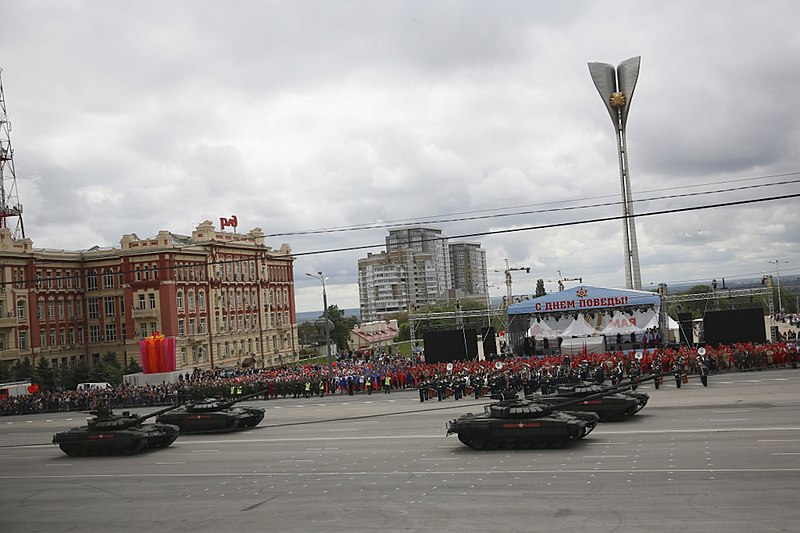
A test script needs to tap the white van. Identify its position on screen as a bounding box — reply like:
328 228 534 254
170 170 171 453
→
76 382 113 391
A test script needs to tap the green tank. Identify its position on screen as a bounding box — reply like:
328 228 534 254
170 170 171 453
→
52 404 181 457
156 389 266 433
539 382 649 421
447 395 600 450
447 375 660 450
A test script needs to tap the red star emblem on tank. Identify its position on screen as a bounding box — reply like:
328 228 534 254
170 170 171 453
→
575 288 588 298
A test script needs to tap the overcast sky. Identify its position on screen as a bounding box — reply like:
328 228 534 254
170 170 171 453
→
2 1 799 313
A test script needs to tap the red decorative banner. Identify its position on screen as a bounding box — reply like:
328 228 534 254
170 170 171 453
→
138 332 176 374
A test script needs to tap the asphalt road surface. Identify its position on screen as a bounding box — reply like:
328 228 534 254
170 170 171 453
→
1 368 799 532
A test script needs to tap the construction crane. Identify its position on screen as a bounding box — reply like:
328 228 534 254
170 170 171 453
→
495 259 529 307
547 270 582 292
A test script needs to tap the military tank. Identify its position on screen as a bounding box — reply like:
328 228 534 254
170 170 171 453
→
447 375 661 450
156 389 266 433
53 404 181 457
537 381 650 422
447 392 600 450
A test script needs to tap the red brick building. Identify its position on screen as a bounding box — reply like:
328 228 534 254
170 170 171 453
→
0 220 298 372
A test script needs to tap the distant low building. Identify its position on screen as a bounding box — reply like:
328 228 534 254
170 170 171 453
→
350 319 399 353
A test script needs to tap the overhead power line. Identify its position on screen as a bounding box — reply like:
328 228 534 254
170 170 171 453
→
291 191 800 257
266 173 800 237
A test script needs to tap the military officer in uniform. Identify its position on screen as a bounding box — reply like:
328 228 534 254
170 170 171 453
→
697 356 709 387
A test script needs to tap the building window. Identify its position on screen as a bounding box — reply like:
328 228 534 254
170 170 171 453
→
87 271 98 291
176 291 184 310
198 290 206 310
37 301 44 320
188 290 195 311
49 329 56 346
89 325 101 343
149 293 156 309
104 297 115 317
178 319 185 336
105 323 117 342
88 298 99 319
103 270 114 289
16 300 25 320
18 331 27 349
48 301 54 319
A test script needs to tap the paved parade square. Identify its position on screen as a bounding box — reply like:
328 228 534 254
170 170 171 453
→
1 369 799 533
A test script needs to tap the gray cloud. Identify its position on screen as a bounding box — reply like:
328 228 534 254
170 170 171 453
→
2 0 798 311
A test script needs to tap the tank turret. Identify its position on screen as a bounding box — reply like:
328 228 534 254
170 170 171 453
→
156 388 267 433
53 403 182 457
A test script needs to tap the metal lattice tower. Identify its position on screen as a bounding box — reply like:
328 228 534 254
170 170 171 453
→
0 69 25 240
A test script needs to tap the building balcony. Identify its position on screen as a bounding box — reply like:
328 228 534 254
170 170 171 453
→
0 348 21 360
0 316 18 328
132 306 159 319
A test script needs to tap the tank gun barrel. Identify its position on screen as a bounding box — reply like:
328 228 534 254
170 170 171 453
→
129 403 183 427
209 388 268 410
543 371 671 415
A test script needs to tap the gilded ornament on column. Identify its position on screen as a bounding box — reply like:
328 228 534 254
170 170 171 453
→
609 92 626 108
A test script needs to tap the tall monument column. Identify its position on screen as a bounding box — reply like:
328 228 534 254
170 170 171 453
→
588 56 642 290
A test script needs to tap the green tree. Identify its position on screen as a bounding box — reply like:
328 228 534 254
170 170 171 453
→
0 361 12 382
13 358 35 381
325 305 358 352
125 359 143 374
34 357 56 392
64 360 90 390
297 321 320 346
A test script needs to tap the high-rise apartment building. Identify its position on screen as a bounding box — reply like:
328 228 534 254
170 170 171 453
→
386 227 451 296
449 242 488 296
0 220 298 372
359 226 487 321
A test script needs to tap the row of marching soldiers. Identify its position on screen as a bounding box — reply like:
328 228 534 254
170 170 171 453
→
416 353 722 402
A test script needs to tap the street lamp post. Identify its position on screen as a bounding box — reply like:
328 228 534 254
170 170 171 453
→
769 260 788 314
306 272 333 376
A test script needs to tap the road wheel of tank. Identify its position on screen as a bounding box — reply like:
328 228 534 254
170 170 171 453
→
486 439 501 450
532 440 548 449
469 438 486 450
517 439 532 449
457 434 471 447
150 435 178 448
548 439 567 449
123 439 147 455
501 439 516 449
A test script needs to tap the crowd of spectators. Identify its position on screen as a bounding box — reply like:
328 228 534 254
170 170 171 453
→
2 339 797 417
